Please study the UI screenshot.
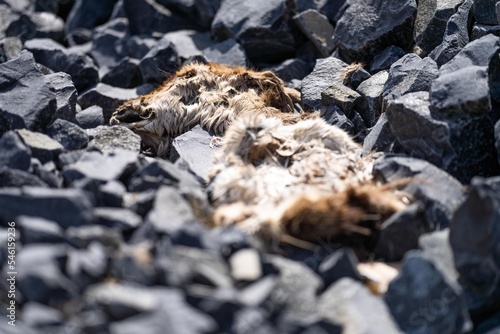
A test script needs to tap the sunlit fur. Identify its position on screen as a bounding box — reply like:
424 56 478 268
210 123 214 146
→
111 62 408 245
110 62 303 156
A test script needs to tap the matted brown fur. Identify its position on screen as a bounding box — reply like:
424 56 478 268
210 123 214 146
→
111 62 409 246
110 62 306 156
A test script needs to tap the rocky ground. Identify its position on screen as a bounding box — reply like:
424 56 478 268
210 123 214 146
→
0 0 500 333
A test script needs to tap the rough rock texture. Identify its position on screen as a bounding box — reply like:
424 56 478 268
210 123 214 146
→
332 0 417 62
293 9 335 57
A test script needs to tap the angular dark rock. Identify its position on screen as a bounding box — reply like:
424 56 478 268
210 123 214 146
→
385 250 471 334
99 180 126 207
123 35 157 60
321 82 361 116
332 0 417 63
0 50 57 136
75 105 105 129
15 244 78 304
382 54 439 103
320 104 354 134
319 278 400 332
269 58 313 84
65 225 122 249
430 66 491 114
139 38 179 84
385 91 499 183
293 9 335 57
211 0 296 63
472 0 498 25
101 57 143 89
171 125 217 181
94 207 142 232
344 65 371 90
161 30 212 61
428 0 474 66
4 10 65 42
450 176 500 317
31 159 63 189
0 130 31 171
90 18 128 68
24 38 99 92
0 167 48 187
301 56 348 110
107 287 217 333
66 0 117 38
439 34 500 74
46 119 88 151
123 189 155 217
373 156 466 229
67 241 109 290
317 248 362 290
362 113 400 154
203 38 247 67
0 36 22 63
264 255 322 323
370 45 406 73
158 0 222 29
45 72 78 123
77 84 139 123
62 149 141 185
21 302 64 328
16 129 64 164
471 23 500 40
0 187 96 228
18 216 65 244
414 0 464 55
375 202 431 261
356 70 389 127
123 0 194 36
86 125 141 153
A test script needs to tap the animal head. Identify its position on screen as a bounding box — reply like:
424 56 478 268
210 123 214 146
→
110 62 301 156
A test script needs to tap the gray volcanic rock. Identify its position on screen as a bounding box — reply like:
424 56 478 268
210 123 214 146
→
0 36 22 63
123 0 194 35
16 129 64 164
67 241 109 290
320 104 354 134
332 0 417 63
77 84 139 123
87 126 141 153
76 106 105 129
0 50 57 136
382 54 439 103
429 0 474 66
414 0 464 55
45 72 78 123
373 156 465 230
66 0 117 39
357 70 389 127
212 0 296 63
270 58 313 83
472 0 498 24
385 91 498 183
161 30 212 61
62 149 141 184
319 278 401 333
90 18 128 69
321 82 361 116
24 38 99 92
172 126 217 181
385 251 471 334
293 9 335 57
139 38 180 84
430 65 491 114
203 38 247 67
16 245 78 304
370 45 406 73
0 167 48 187
21 302 64 329
450 176 500 314
2 9 65 43
94 207 142 231
471 23 500 40
0 187 95 228
0 131 31 171
317 248 362 289
18 216 65 244
362 112 401 155
158 0 222 29
46 119 89 151
301 56 348 110
101 57 143 88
